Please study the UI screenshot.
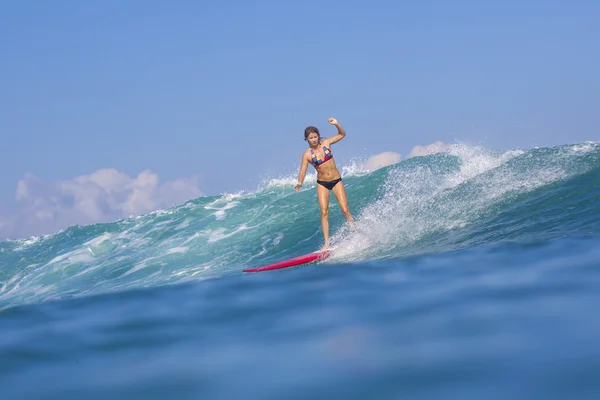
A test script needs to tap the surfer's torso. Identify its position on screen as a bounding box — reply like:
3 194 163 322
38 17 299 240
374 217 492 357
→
304 140 341 181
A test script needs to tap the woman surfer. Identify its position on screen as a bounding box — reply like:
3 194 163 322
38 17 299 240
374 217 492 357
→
295 117 354 251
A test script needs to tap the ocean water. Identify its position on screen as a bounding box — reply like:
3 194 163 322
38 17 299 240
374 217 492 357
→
1 142 600 399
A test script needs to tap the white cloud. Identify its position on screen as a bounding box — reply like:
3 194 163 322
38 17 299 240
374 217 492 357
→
408 141 450 158
362 152 402 171
16 178 29 201
1 169 203 240
360 141 451 172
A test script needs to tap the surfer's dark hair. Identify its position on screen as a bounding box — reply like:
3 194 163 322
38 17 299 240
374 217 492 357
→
304 126 320 141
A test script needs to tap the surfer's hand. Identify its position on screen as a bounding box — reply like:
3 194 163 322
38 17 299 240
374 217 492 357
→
294 182 302 191
328 117 338 125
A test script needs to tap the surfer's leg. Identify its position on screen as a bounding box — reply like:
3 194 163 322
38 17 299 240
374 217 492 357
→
317 183 331 250
332 181 354 225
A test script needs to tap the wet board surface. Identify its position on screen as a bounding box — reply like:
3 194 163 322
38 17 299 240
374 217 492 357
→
243 251 331 272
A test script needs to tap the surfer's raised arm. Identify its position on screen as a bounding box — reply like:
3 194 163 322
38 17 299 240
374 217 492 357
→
325 117 346 145
295 153 309 192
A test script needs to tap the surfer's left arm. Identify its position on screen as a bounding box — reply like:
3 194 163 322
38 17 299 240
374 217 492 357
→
326 117 346 145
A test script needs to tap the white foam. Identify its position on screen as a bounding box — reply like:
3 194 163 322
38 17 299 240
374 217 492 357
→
341 158 373 176
207 225 250 243
148 209 176 217
205 193 245 208
175 219 190 230
568 141 598 154
9 234 51 252
71 264 104 279
257 173 317 192
179 232 200 246
83 232 114 247
329 144 573 262
245 232 285 263
46 247 94 268
121 259 155 277
167 246 189 254
205 196 240 220
442 144 523 190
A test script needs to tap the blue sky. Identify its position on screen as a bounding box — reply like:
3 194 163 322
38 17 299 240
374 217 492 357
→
1 0 599 238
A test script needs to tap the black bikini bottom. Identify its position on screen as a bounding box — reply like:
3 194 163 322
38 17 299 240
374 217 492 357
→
317 178 342 191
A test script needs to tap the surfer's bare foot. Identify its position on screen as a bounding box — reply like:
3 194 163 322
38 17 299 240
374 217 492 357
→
320 242 330 252
348 220 356 232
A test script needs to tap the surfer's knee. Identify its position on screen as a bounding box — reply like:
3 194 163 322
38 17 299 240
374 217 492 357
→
321 208 329 218
340 205 350 216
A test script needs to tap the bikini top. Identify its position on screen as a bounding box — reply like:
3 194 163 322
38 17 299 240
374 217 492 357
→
310 145 333 167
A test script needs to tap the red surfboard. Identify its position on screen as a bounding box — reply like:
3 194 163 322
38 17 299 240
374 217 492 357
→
243 251 331 272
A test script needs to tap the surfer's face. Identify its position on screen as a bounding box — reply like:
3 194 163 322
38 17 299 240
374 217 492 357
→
307 132 320 146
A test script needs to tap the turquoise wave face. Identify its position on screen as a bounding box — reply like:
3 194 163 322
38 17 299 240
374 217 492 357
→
1 142 599 309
